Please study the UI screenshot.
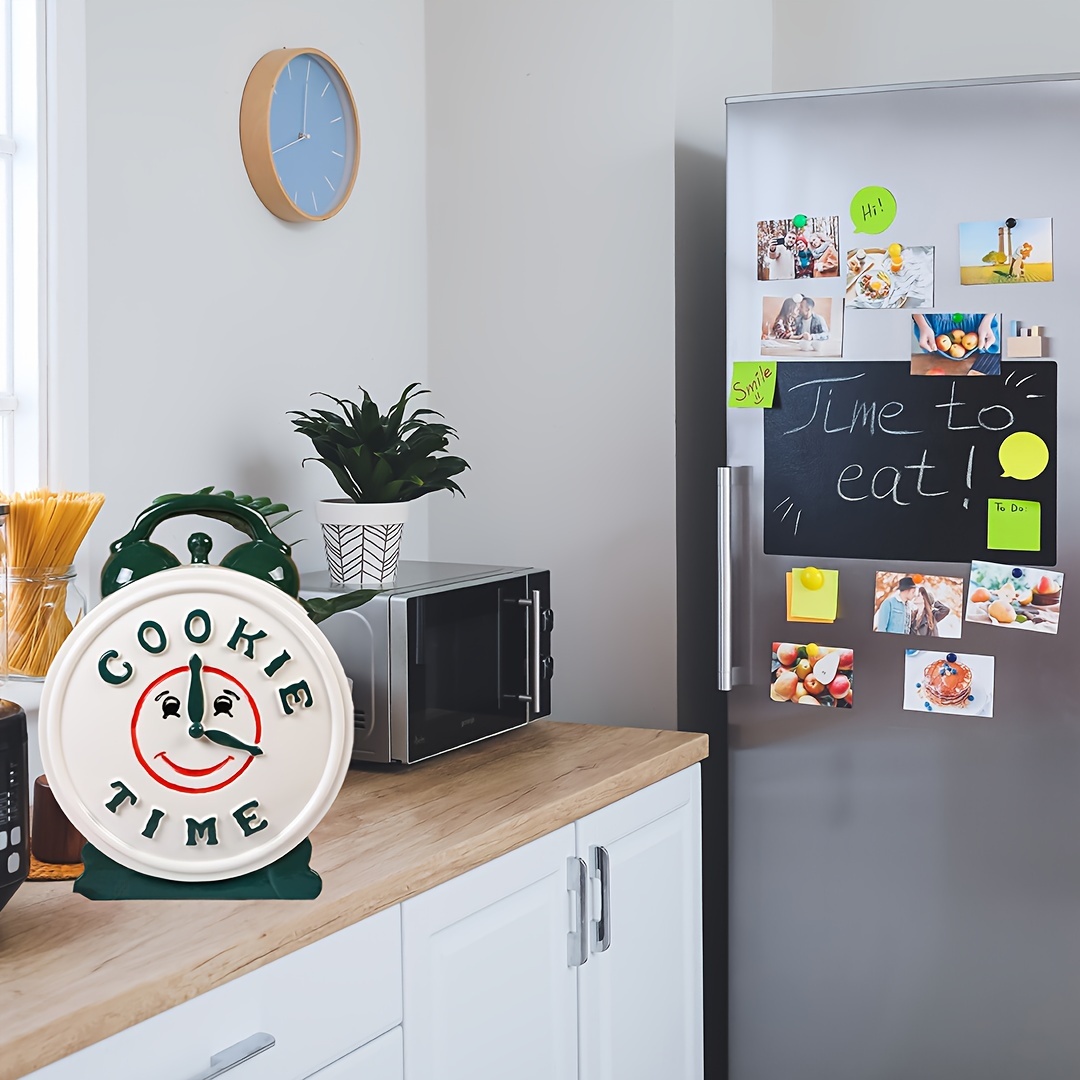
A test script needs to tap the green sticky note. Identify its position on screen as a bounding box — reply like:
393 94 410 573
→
987 498 1041 551
729 362 777 408
790 567 839 621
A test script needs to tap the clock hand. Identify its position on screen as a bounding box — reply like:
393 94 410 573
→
203 729 264 757
272 135 308 155
187 653 205 739
302 59 310 136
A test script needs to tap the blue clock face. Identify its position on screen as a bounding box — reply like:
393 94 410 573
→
269 53 356 218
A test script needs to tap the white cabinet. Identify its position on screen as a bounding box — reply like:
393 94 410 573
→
576 765 703 1080
27 906 402 1080
400 766 703 1080
401 824 580 1080
25 767 702 1080
307 1026 403 1079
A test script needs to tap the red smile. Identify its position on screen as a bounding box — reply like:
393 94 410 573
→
154 751 235 777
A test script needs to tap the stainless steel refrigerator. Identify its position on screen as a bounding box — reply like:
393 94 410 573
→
725 75 1080 1078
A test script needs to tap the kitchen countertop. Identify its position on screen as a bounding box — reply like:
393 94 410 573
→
0 721 707 1079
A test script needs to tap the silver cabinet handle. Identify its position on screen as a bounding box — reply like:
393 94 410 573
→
191 1032 275 1080
717 466 734 691
517 590 542 714
590 844 612 953
567 856 589 967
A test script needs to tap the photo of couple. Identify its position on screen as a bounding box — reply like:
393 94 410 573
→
760 294 843 358
756 216 841 281
872 572 963 638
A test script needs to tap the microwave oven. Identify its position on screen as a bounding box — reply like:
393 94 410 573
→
300 562 553 764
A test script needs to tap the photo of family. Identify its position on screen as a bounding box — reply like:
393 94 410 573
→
757 216 841 281
910 312 1001 376
873 572 963 638
846 244 934 309
760 295 843 358
959 217 1053 285
903 650 995 717
966 560 1063 634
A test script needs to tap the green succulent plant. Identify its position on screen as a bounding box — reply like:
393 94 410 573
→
289 383 469 503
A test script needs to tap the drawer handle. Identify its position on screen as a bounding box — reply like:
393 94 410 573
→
192 1032 275 1079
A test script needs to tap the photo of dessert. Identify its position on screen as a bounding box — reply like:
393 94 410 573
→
846 244 934 309
903 650 995 717
770 642 853 708
966 560 1063 634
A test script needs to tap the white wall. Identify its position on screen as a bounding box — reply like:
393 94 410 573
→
81 0 430 581
424 0 678 728
772 0 1077 92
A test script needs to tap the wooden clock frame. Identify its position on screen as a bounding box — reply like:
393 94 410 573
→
239 47 361 223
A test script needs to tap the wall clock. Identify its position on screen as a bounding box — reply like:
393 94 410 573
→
239 47 360 222
39 564 353 894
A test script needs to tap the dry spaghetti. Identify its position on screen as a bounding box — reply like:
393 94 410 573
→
2 489 105 678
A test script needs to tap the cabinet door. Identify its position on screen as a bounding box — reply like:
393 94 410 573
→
576 766 703 1080
306 1026 402 1079
401 825 579 1080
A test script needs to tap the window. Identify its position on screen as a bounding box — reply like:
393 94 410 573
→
0 0 45 492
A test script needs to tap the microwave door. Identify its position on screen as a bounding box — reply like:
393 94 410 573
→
403 580 531 762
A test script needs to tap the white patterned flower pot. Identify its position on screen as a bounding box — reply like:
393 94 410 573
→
315 499 410 587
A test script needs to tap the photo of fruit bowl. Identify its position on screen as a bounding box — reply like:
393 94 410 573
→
934 328 980 361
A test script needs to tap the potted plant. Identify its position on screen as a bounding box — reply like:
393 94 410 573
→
289 383 469 586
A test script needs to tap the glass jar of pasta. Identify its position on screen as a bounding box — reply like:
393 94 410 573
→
7 564 87 680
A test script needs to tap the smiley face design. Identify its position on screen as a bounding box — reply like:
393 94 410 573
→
132 653 263 794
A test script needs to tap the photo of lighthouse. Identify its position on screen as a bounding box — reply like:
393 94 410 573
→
959 216 1054 284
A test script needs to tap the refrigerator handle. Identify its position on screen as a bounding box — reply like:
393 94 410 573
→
718 466 734 691
718 465 750 691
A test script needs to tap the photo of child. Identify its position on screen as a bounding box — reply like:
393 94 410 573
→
959 217 1053 285
757 216 841 281
910 313 1001 376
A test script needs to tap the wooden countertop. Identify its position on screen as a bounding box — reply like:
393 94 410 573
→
0 721 707 1079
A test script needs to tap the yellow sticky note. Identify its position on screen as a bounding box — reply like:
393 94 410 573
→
729 362 777 408
786 574 833 623
788 568 839 622
987 498 1041 551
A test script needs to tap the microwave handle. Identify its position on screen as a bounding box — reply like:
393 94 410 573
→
517 589 542 714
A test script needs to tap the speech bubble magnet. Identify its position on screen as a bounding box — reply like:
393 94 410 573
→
850 185 897 235
999 431 1049 480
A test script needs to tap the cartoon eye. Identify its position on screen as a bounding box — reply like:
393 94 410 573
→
213 690 240 717
156 692 181 719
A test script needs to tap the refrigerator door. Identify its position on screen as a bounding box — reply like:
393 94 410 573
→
726 77 1080 1078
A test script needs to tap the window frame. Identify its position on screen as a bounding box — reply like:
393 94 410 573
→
5 0 47 493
